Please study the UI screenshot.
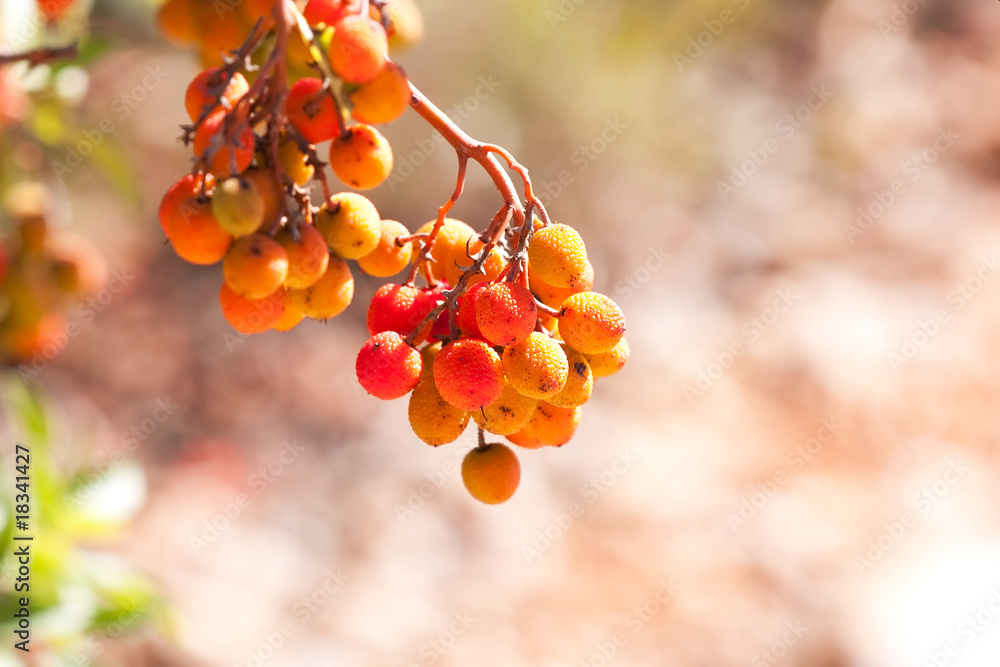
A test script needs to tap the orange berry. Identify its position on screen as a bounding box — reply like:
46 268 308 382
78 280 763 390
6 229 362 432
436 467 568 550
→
473 381 537 436
167 202 232 265
548 347 593 408
303 0 351 27
193 110 255 178
3 313 66 362
315 192 381 259
386 0 425 50
462 443 520 504
506 402 581 449
366 283 436 341
433 338 505 412
413 218 475 284
278 139 315 186
219 283 286 334
285 77 339 144
356 219 412 277
586 337 629 377
501 331 568 400
408 376 470 446
157 0 198 43
328 15 388 84
185 69 250 122
287 255 353 319
456 281 489 340
242 168 285 227
211 176 265 237
328 124 393 190
159 172 215 238
529 261 594 309
356 331 422 400
276 224 329 289
196 6 252 68
476 281 537 347
558 292 625 354
528 223 590 289
39 0 75 21
223 234 289 299
350 61 410 125
273 301 305 332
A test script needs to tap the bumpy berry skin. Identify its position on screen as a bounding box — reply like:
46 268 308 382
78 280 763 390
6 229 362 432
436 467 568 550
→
476 282 537 347
223 234 289 299
413 218 474 284
350 62 410 125
184 69 249 122
285 77 339 144
548 347 593 408
159 172 215 238
528 223 590 289
276 224 329 289
456 281 489 340
167 203 232 265
193 110 255 178
558 292 626 354
434 338 505 412
287 255 354 319
211 177 265 237
408 376 470 446
357 220 413 277
329 15 388 84
356 331 422 400
507 402 582 449
473 382 537 436
315 193 381 259
328 124 394 190
366 283 436 341
462 443 521 505
586 337 629 377
501 331 569 400
219 284 286 334
529 261 594 310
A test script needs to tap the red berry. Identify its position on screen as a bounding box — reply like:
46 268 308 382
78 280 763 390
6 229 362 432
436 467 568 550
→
356 331 422 400
285 77 339 144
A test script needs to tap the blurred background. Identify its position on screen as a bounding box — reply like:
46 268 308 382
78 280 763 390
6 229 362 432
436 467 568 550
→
3 0 1000 664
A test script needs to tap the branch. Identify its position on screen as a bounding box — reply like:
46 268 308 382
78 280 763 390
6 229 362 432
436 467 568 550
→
0 43 78 67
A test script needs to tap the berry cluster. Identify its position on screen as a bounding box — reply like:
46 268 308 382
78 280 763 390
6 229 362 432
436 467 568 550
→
156 0 628 504
0 183 107 364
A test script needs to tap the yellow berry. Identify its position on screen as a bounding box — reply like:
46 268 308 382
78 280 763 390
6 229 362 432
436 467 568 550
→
473 381 537 436
287 255 354 319
528 223 590 289
558 292 625 354
501 331 569 401
547 347 593 408
315 192 381 259
462 443 520 504
586 337 629 377
408 376 471 446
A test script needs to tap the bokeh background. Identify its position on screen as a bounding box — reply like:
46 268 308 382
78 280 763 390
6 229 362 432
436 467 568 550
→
3 0 1000 665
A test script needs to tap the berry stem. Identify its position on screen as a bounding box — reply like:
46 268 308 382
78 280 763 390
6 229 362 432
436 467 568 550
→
0 43 78 67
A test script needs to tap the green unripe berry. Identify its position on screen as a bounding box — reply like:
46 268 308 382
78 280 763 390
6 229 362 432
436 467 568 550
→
211 177 265 237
